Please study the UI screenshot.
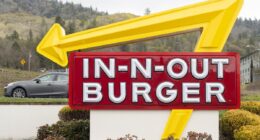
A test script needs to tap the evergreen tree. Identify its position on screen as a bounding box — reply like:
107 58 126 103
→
249 37 255 45
12 41 21 50
66 20 76 34
79 20 85 28
28 29 33 41
87 18 97 29
7 31 19 40
120 45 130 52
27 29 34 52
136 42 147 52
40 18 48 38
144 8 151 15
55 16 65 27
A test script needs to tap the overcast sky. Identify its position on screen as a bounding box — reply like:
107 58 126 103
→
60 0 259 19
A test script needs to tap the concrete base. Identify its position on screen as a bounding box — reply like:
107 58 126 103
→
0 105 64 139
91 110 218 140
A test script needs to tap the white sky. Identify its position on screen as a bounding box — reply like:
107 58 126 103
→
61 0 259 19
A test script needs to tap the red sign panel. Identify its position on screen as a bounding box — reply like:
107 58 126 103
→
69 52 240 110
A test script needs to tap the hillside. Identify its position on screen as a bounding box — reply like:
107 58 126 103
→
0 0 260 72
0 12 53 39
0 0 106 20
0 12 137 39
0 0 111 39
0 0 137 70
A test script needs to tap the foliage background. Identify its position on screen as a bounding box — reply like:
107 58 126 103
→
0 0 259 71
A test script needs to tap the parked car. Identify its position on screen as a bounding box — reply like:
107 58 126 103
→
4 72 68 98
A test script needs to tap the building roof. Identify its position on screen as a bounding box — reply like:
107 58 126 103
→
241 49 260 60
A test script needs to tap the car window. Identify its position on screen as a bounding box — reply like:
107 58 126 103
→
57 74 68 81
38 74 56 82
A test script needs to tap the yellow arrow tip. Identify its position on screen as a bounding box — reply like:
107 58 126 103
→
161 110 193 140
36 23 68 67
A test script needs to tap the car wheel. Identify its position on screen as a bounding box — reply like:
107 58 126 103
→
12 88 26 98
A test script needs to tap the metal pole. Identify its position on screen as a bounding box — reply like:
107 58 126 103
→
28 51 31 71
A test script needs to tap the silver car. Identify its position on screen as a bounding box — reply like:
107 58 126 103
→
4 72 68 98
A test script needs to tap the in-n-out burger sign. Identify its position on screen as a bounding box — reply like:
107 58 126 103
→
69 52 240 110
84 57 227 103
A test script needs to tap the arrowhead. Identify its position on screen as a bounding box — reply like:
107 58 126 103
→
36 24 68 67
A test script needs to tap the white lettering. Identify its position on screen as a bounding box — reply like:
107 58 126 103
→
95 58 115 78
182 83 200 103
212 58 229 78
131 58 152 78
83 59 89 78
83 83 102 103
108 82 126 103
167 58 188 79
206 83 225 103
132 82 152 103
156 82 177 103
191 58 209 79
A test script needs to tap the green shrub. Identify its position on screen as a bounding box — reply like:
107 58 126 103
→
57 120 89 140
37 124 52 140
58 106 89 121
45 136 65 140
221 110 260 139
37 120 89 140
234 125 260 140
241 101 260 115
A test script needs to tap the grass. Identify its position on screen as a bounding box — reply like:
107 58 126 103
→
0 89 3 97
0 96 67 105
1 92 258 105
241 94 260 101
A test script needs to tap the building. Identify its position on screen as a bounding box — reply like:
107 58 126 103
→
240 49 260 84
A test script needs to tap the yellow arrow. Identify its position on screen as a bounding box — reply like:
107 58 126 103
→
36 0 243 139
162 110 193 140
37 0 243 67
161 0 243 139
